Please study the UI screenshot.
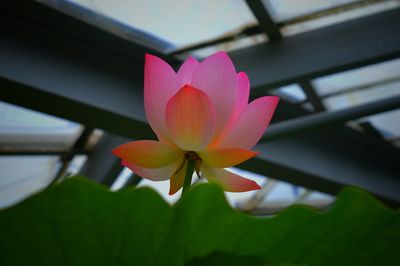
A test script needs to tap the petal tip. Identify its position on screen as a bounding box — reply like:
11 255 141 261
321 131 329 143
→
144 53 153 61
257 95 280 112
168 181 181 195
237 71 248 78
145 53 166 65
240 180 262 192
269 95 280 104
203 51 232 65
212 51 229 58
269 95 280 101
181 84 194 91
168 189 177 196
186 56 199 63
253 182 262 190
111 146 121 156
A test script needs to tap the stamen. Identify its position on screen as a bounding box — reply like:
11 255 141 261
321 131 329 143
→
186 151 199 160
173 152 202 176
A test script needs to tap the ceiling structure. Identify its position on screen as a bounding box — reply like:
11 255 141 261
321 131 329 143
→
1 0 399 212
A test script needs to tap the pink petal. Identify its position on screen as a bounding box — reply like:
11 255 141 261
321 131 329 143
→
209 72 250 147
144 54 180 142
122 160 182 181
201 165 261 192
112 140 183 168
190 52 238 139
235 72 250 117
217 96 279 150
177 56 199 85
169 160 187 195
166 85 216 151
198 148 259 168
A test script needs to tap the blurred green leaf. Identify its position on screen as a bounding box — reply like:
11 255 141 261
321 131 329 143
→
0 176 399 266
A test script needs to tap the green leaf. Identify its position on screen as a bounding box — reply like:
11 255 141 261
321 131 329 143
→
0 176 399 266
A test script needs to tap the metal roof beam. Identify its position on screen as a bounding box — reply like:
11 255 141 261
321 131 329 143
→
261 95 400 142
245 0 282 41
228 8 400 95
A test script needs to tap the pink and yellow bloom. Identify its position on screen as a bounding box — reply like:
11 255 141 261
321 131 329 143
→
112 52 278 195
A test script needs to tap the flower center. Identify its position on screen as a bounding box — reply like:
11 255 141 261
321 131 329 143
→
173 151 202 179
185 151 199 161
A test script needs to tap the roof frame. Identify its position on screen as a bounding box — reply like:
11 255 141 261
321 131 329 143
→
0 2 399 205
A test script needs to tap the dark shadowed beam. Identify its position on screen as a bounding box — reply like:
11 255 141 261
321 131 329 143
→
53 127 94 181
299 81 326 112
245 0 282 41
247 99 400 207
0 1 181 139
259 98 400 207
245 135 400 208
358 121 385 140
229 8 400 96
0 149 87 156
0 31 155 139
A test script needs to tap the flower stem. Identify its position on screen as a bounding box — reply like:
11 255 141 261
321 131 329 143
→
182 159 195 196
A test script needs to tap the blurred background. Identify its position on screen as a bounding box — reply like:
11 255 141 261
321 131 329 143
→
1 0 399 214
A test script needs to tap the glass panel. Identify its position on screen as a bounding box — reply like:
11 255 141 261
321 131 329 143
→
0 156 59 209
272 84 307 103
313 58 400 96
67 0 258 50
278 1 400 36
320 72 400 140
0 101 82 150
364 110 400 139
322 79 400 110
262 0 360 22
0 101 86 208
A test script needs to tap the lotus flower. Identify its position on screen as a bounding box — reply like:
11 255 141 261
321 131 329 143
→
112 52 278 195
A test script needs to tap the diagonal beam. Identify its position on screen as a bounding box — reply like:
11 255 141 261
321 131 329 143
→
299 80 326 112
53 127 94 182
245 0 282 41
261 95 400 142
